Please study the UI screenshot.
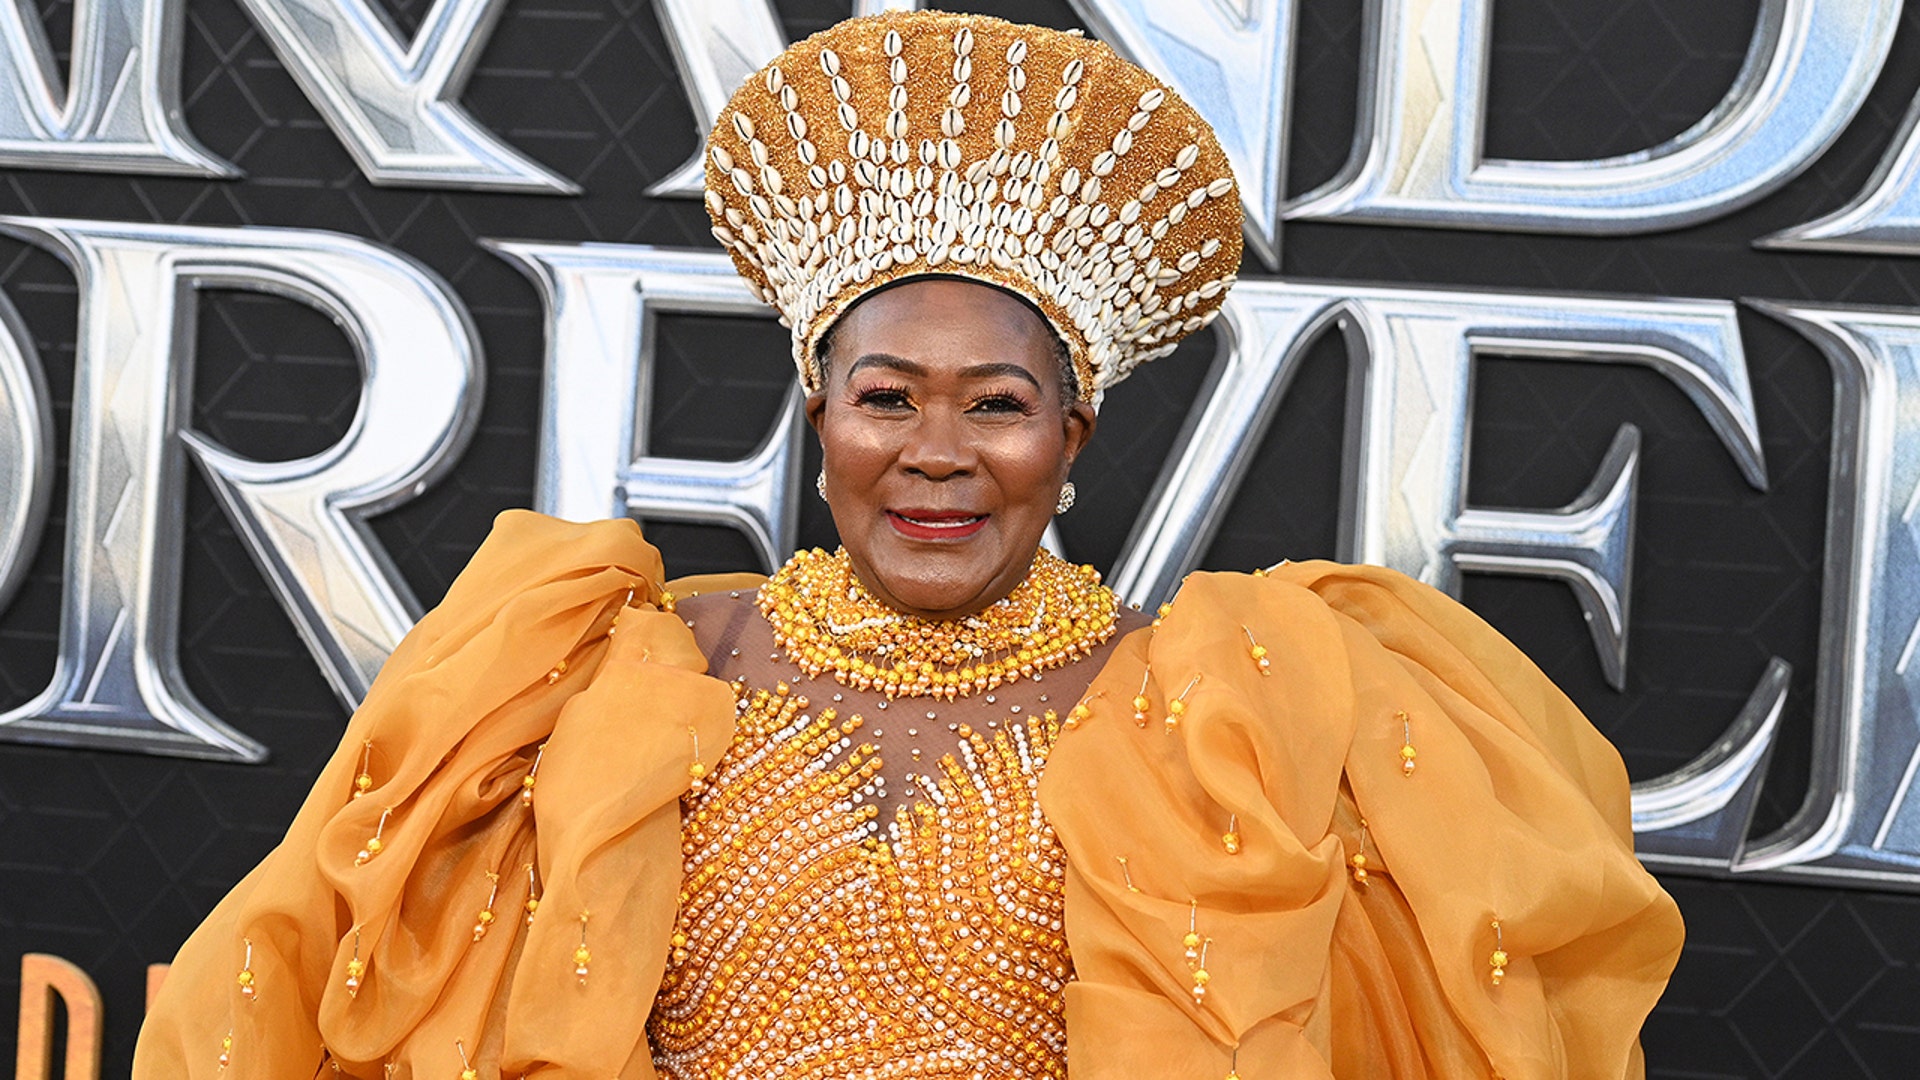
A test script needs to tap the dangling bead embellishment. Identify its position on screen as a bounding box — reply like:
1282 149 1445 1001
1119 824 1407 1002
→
1167 674 1201 733
1185 901 1212 1006
574 912 593 986
1066 691 1100 730
218 1032 233 1071
606 585 634 637
1398 710 1417 776
344 928 365 998
236 938 257 1000
1350 819 1372 887
521 742 547 807
524 862 541 926
1489 919 1509 986
472 870 501 941
352 739 373 800
1242 626 1270 675
546 657 569 684
1117 855 1141 893
1225 1047 1241 1080
688 726 709 795
1132 668 1152 727
456 1038 478 1080
1221 812 1241 855
354 807 392 866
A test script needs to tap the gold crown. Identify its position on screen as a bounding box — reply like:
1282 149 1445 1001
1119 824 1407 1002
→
703 10 1243 402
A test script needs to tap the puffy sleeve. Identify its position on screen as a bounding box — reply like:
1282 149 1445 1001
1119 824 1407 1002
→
133 510 738 1080
1038 562 1682 1080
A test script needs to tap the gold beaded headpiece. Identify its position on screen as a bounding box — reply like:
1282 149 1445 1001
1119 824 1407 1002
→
703 9 1244 403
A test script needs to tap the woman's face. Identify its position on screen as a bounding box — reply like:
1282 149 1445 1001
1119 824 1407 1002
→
806 278 1096 620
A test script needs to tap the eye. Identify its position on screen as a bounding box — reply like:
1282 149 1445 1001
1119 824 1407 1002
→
968 392 1036 415
853 384 914 411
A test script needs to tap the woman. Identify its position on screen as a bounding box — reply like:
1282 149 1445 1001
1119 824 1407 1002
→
135 10 1681 1079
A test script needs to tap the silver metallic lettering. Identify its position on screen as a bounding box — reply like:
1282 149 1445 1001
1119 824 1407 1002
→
0 0 233 175
1762 93 1920 253
489 242 801 571
645 0 794 201
1288 0 1897 233
233 0 576 192
1110 279 1781 864
1066 0 1295 266
0 287 49 615
1734 302 1920 886
0 217 481 761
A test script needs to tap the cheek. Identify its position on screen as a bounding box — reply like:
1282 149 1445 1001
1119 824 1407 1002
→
985 423 1067 502
821 414 896 477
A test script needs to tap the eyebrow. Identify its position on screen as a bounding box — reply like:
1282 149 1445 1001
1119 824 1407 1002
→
845 353 1044 390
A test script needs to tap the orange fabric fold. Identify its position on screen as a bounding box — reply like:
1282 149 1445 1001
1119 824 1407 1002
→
1038 562 1682 1079
136 520 1681 1080
134 511 738 1079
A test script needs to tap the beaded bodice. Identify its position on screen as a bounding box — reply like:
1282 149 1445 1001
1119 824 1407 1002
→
647 680 1071 1078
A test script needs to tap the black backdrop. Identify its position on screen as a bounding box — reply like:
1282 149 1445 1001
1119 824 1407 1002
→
0 0 1911 1075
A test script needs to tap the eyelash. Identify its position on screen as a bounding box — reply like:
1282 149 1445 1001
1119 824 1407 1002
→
968 392 1036 415
852 383 913 408
850 385 1037 415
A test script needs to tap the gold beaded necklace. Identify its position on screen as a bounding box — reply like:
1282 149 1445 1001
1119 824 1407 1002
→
759 546 1118 699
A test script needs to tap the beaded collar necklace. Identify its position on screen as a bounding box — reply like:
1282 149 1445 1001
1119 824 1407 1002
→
758 546 1118 700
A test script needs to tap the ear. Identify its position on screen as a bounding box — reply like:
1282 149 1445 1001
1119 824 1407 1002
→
1060 401 1097 473
804 389 829 435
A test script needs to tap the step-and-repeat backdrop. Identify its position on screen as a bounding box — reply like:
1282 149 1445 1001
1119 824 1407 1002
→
2 0 1917 1074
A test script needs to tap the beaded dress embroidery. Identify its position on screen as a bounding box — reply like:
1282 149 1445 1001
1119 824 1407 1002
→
647 682 1071 1078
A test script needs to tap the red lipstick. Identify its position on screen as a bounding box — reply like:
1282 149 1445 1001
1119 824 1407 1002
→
887 509 989 541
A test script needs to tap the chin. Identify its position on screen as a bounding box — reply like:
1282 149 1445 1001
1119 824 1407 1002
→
864 536 1008 614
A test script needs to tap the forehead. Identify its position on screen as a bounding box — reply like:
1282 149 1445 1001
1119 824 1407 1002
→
831 279 1058 374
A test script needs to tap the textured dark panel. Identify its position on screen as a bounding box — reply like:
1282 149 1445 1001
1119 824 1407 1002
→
0 0 1910 1076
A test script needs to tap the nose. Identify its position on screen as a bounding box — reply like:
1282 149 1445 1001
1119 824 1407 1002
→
897 406 976 481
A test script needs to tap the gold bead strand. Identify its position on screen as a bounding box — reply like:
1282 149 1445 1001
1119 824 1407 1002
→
456 1038 478 1080
236 938 257 1001
1116 855 1141 893
354 807 393 866
520 741 547 807
1489 919 1509 987
1225 1046 1241 1080
523 862 541 926
1241 625 1271 675
573 912 593 987
352 739 373 800
1166 674 1201 734
1065 690 1102 730
217 1031 233 1072
472 870 501 941
1398 710 1417 777
1221 812 1241 855
1191 936 1213 1006
1131 667 1152 727
1350 819 1372 887
1184 898 1214 1007
344 928 365 998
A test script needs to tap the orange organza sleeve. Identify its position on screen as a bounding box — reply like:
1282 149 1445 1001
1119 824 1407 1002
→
1039 562 1683 1080
133 511 737 1080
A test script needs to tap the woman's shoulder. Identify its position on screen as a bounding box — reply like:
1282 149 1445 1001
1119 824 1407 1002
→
1164 558 1513 659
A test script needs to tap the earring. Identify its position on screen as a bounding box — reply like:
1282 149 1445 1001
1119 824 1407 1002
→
816 469 829 501
1055 481 1076 514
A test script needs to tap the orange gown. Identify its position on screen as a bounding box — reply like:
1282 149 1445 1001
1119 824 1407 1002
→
132 510 1681 1079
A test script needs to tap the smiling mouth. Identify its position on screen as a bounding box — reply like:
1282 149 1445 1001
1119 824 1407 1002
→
887 510 989 540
